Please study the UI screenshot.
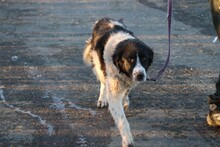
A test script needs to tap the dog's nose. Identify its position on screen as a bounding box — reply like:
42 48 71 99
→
136 74 145 81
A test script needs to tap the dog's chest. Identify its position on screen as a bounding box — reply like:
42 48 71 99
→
115 73 138 90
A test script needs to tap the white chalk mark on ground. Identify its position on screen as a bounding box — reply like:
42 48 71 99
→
213 36 218 43
51 96 65 112
11 56 18 62
76 135 88 147
45 92 96 116
48 94 94 146
0 89 54 136
68 101 96 116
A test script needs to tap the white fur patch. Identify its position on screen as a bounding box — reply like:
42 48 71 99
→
132 55 147 81
109 20 124 28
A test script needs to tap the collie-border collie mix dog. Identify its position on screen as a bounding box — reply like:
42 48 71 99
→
83 18 153 147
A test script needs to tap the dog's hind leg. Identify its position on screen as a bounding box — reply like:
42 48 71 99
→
108 89 133 147
97 82 108 108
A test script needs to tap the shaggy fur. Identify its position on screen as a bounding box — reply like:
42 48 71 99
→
83 18 153 147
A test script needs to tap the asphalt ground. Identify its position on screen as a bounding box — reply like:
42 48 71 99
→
0 0 220 146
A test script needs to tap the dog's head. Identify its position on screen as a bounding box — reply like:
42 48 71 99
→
113 39 153 82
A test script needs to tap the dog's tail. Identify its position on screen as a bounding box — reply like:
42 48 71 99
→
83 38 92 66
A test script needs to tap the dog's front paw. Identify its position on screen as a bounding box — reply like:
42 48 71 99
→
97 100 108 108
122 140 134 147
122 131 134 147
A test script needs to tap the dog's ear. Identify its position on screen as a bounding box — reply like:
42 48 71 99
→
148 49 154 66
112 50 123 73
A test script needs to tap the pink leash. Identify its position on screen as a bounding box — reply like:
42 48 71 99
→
148 0 172 81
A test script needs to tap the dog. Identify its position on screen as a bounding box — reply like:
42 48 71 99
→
83 18 154 147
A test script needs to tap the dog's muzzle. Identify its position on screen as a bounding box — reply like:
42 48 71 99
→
133 70 147 82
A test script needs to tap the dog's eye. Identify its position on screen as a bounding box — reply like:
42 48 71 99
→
128 58 134 63
140 56 147 61
142 57 147 61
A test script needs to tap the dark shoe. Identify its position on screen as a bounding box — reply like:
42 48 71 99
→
207 94 220 126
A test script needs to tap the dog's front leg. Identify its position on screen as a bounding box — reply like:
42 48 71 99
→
123 90 130 109
108 89 133 147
